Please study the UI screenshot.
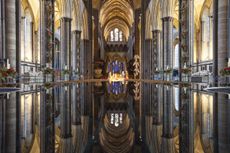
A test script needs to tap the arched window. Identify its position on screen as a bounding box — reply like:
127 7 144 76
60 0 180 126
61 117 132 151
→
21 9 33 62
201 7 213 62
174 44 179 69
110 31 114 41
119 31 123 41
109 28 123 42
114 28 119 41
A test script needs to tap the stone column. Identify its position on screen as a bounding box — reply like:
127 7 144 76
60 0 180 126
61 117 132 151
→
60 17 71 80
141 0 146 80
71 30 81 80
152 30 162 79
162 17 173 80
216 0 229 79
179 0 194 81
144 39 152 79
93 10 100 60
40 0 55 68
81 39 91 79
0 0 3 60
34 31 39 71
134 10 141 56
5 0 16 68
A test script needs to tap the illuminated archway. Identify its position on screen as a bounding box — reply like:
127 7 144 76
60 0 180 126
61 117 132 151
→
99 0 134 41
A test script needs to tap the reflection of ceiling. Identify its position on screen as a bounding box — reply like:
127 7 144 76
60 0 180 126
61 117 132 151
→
99 113 134 153
99 0 134 40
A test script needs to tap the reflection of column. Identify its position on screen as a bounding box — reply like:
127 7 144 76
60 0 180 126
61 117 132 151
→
40 88 55 153
72 84 81 125
162 17 173 80
161 86 174 153
145 83 151 115
217 94 230 152
152 84 162 125
60 17 71 79
5 93 17 153
71 30 81 80
60 138 72 153
152 30 161 77
152 84 163 153
179 87 194 153
60 86 72 138
162 86 173 137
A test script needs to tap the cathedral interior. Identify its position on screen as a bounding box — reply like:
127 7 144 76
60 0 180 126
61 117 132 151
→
0 0 230 153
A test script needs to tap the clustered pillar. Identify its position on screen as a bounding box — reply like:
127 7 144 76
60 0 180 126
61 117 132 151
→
178 1 195 153
144 39 152 79
152 30 161 79
217 0 229 78
179 0 194 81
60 17 71 80
40 0 55 68
71 30 81 80
162 17 173 80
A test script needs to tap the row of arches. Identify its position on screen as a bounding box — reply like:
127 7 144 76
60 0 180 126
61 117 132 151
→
20 0 89 75
145 0 213 67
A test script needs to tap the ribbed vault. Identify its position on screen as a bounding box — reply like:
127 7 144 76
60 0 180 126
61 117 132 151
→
99 113 134 153
99 0 134 40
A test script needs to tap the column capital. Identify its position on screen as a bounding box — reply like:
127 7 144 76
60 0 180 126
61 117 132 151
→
72 30 82 35
162 16 174 22
60 17 72 22
152 29 161 33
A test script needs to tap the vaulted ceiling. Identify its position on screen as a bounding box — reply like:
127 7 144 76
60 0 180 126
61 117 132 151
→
99 0 136 40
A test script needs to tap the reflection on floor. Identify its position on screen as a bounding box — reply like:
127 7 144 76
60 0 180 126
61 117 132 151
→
0 81 230 153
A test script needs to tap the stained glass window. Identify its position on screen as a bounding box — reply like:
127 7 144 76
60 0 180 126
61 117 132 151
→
110 28 123 42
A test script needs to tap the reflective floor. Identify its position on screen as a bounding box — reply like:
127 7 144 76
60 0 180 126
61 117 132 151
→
0 81 230 153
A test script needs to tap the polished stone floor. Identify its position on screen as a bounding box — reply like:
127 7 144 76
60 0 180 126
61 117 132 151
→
0 81 230 153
